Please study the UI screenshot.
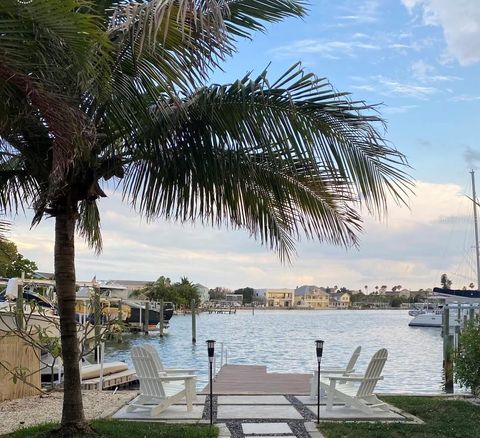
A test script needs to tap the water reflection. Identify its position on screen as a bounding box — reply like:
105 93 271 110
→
104 309 451 394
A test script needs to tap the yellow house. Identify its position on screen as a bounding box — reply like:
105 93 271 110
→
304 288 329 309
265 289 294 307
329 292 351 308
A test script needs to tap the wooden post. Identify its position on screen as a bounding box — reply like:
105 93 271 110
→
191 299 196 343
144 301 150 335
94 287 101 350
443 306 454 393
159 299 164 337
16 278 24 331
252 301 255 315
469 306 475 321
118 299 123 323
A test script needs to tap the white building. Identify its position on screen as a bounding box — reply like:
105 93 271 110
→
194 283 210 304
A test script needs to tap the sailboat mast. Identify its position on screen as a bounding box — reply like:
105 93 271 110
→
471 170 480 289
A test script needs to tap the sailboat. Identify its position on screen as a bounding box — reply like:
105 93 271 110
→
409 170 480 327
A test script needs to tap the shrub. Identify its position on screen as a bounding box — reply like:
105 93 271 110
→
455 318 480 397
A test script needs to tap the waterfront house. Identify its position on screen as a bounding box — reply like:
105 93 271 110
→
194 283 210 304
294 284 321 297
303 288 330 309
329 292 351 308
265 288 295 307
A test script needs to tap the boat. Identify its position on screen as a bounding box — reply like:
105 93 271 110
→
432 287 480 303
0 278 101 342
96 282 174 328
125 300 174 328
410 170 480 327
408 301 451 327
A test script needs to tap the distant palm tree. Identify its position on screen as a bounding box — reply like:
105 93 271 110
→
0 220 9 240
0 1 412 434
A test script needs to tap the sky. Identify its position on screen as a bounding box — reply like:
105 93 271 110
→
8 0 480 292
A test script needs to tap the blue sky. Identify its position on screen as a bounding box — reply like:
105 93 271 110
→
10 0 480 292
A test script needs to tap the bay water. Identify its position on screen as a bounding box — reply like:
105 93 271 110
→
104 309 449 394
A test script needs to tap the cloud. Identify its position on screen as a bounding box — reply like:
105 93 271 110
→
402 0 480 66
6 179 479 292
411 60 461 82
337 0 380 24
463 146 480 168
271 39 380 59
450 94 480 102
382 105 418 114
351 76 438 99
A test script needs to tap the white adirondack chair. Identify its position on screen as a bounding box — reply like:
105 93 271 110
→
320 348 389 414
128 346 196 416
142 344 197 376
310 346 361 397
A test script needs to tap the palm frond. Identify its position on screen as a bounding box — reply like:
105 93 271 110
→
77 200 103 253
0 218 10 241
107 0 306 93
0 0 111 183
117 65 412 260
0 142 40 215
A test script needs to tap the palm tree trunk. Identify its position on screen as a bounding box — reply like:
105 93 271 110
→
55 210 90 435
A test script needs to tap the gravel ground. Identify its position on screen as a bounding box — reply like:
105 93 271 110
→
0 390 137 435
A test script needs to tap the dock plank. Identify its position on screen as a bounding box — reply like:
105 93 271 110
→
81 369 137 390
202 364 312 395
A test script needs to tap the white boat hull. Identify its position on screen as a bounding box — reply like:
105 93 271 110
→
409 311 462 327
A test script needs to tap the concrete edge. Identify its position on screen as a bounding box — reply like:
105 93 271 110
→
304 421 325 438
217 423 231 438
103 392 138 419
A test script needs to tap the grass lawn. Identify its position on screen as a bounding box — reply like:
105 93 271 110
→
320 396 480 438
1 420 218 438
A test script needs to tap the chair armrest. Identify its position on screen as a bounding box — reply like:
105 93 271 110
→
164 368 196 374
321 369 355 374
326 375 384 383
159 374 196 381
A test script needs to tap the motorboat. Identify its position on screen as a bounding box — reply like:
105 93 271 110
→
125 300 174 328
408 300 479 327
408 305 449 327
94 282 174 328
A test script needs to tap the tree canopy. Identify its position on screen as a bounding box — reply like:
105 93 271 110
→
134 276 200 308
234 287 255 303
0 240 37 278
0 0 413 433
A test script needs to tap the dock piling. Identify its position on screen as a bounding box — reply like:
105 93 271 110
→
442 305 454 392
144 302 150 335
16 277 24 330
191 299 196 343
159 299 164 337
93 287 101 361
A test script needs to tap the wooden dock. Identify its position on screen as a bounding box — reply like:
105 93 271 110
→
81 369 137 390
201 364 312 395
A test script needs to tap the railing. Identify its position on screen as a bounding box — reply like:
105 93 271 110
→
212 342 228 378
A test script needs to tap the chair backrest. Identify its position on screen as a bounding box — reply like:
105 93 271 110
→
345 346 361 373
131 346 166 398
142 344 165 372
356 348 388 397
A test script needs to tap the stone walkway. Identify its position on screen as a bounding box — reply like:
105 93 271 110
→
112 364 421 437
113 392 415 437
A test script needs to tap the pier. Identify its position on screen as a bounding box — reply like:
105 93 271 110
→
201 364 311 395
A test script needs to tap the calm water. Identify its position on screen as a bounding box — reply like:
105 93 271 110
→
104 309 449 394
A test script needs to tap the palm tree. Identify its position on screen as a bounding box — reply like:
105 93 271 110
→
0 0 412 434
